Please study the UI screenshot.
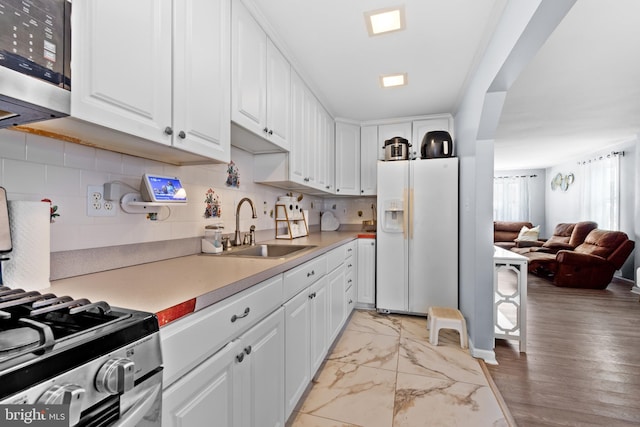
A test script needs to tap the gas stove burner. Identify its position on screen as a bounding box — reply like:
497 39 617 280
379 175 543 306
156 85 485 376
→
0 327 41 354
0 286 111 318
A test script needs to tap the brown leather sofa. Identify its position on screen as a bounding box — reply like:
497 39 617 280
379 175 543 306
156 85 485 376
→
494 221 534 250
526 228 635 289
512 221 597 255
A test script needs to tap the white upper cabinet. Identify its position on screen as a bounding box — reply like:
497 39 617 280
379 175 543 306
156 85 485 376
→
360 125 378 196
173 0 231 160
335 121 361 195
232 0 290 152
70 0 230 163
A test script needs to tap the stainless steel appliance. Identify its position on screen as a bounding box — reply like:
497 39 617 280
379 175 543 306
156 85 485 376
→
0 288 163 426
376 158 459 314
382 136 411 161
0 0 71 128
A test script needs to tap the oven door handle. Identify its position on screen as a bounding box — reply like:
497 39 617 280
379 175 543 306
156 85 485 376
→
112 371 163 427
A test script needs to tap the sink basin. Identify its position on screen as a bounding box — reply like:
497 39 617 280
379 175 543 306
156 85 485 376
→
217 244 316 258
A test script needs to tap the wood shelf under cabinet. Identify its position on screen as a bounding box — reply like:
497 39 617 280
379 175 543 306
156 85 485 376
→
275 203 308 239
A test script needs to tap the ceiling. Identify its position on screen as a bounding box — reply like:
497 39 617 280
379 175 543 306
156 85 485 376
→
248 0 640 171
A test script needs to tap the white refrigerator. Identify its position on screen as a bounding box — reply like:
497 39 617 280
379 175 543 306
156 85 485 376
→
376 158 458 315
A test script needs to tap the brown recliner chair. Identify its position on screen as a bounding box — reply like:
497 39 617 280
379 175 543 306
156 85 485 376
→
533 229 635 289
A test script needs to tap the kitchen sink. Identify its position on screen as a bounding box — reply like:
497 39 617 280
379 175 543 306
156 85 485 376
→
216 244 316 258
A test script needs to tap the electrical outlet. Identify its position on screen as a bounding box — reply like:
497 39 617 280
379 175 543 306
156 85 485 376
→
87 185 116 217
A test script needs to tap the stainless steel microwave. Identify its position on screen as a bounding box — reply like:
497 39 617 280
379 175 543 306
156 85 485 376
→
0 0 71 88
0 0 71 128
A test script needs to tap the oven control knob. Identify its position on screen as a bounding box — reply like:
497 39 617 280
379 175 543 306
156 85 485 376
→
38 384 85 426
95 357 135 395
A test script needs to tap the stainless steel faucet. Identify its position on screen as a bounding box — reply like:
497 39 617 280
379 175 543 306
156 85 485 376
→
234 198 257 246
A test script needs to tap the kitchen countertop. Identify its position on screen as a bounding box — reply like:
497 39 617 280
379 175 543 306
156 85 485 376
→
48 231 365 326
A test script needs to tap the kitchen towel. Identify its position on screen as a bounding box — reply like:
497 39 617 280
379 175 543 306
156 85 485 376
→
2 201 50 291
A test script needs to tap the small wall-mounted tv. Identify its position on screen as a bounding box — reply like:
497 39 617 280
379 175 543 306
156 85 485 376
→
140 174 187 203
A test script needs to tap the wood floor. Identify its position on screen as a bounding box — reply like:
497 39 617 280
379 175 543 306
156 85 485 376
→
486 273 640 426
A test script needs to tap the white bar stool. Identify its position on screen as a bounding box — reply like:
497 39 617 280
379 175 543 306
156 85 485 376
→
428 306 468 349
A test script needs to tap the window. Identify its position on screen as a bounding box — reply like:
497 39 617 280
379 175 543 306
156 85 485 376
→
579 152 621 230
493 175 532 221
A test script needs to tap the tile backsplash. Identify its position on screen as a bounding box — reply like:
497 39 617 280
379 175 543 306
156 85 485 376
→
0 129 374 258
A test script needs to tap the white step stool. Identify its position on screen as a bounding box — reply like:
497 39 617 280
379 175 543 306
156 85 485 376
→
428 306 468 349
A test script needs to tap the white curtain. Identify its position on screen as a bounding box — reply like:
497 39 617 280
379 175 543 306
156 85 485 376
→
493 176 531 221
580 152 620 230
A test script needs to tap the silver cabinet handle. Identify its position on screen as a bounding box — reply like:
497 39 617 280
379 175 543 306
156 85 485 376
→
244 346 252 355
306 270 315 277
164 127 173 135
231 307 250 322
236 352 245 363
178 131 186 139
263 127 269 133
268 129 273 135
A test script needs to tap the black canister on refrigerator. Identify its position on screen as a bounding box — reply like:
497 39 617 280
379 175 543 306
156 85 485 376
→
421 131 454 158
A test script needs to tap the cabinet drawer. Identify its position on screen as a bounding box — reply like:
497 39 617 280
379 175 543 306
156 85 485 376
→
326 246 345 272
161 274 283 388
345 256 356 278
283 255 327 301
344 241 356 258
345 270 355 291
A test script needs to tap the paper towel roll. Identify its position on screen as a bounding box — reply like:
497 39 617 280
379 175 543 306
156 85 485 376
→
2 201 50 291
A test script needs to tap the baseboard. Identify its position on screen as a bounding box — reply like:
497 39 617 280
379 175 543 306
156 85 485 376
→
469 338 497 364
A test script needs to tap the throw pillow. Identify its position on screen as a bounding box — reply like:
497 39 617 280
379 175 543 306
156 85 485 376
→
517 225 540 242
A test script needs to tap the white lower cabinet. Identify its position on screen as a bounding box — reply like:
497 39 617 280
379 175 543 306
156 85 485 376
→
235 307 285 427
163 307 285 427
283 288 311 418
162 340 237 427
327 264 346 344
284 274 328 419
308 276 329 380
357 238 376 307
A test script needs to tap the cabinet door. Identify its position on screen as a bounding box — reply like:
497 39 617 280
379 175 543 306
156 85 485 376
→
235 308 285 427
315 105 334 192
335 121 361 195
327 264 346 344
289 71 307 185
283 290 311 419
266 40 290 150
357 239 376 305
360 125 378 195
303 87 318 187
378 122 412 160
231 0 267 134
309 276 328 374
173 0 230 161
162 341 238 427
71 0 172 144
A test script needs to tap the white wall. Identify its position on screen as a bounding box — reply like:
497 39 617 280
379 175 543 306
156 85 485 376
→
455 0 574 357
0 129 323 253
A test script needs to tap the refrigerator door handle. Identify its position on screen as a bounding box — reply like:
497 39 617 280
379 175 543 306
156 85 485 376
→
403 188 409 240
408 188 414 240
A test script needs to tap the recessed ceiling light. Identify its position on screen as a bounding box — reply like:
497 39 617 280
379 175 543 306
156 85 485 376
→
365 6 406 36
380 73 407 88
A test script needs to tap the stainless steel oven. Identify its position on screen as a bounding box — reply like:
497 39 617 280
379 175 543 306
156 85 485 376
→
0 288 163 426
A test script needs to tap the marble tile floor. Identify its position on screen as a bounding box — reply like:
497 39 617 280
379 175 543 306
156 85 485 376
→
287 310 512 427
